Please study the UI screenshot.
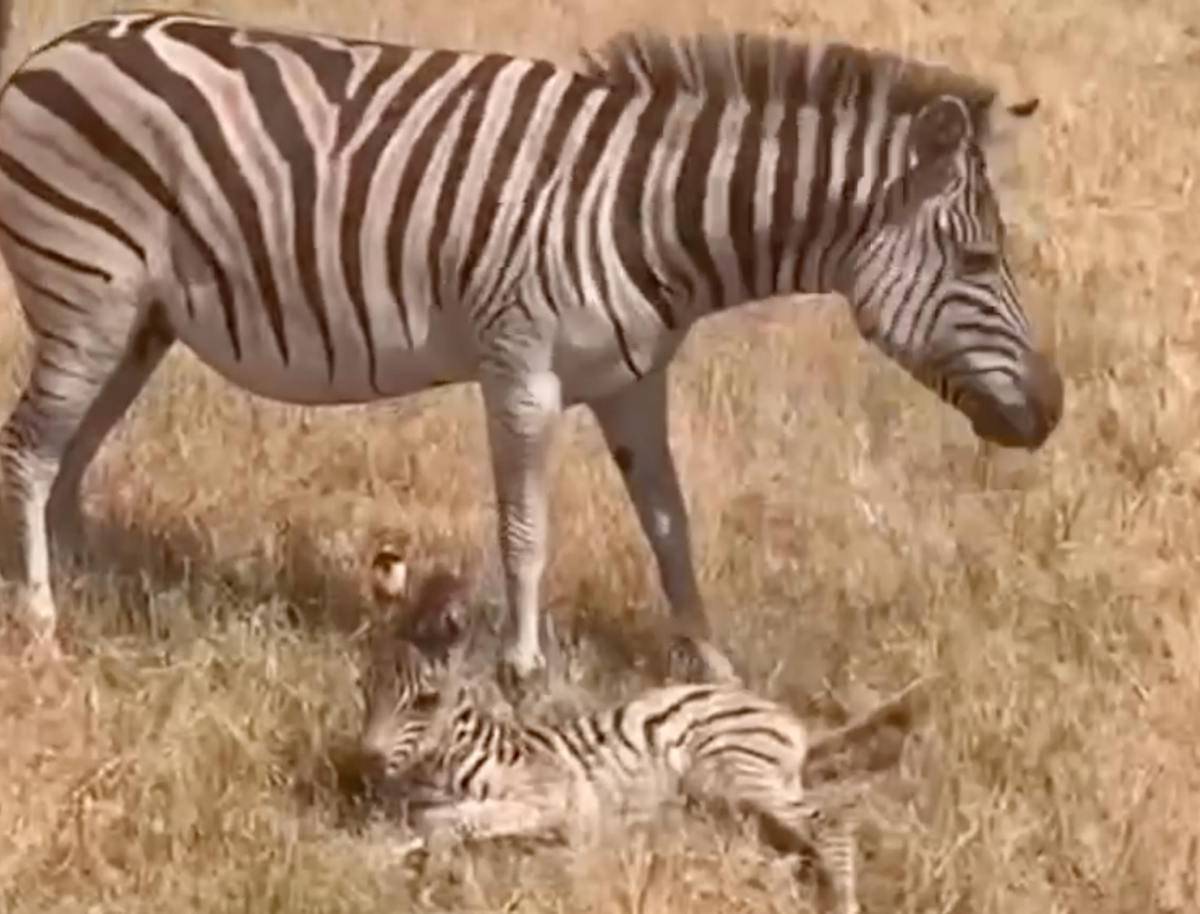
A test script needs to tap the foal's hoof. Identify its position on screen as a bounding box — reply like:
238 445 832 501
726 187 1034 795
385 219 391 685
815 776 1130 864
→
665 635 741 686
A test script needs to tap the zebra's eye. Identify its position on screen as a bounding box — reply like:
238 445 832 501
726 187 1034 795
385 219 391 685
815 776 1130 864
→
411 692 440 713
959 245 999 275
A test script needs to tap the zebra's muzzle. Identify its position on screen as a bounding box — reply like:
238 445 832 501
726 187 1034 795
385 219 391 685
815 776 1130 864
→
359 745 392 784
964 349 1063 449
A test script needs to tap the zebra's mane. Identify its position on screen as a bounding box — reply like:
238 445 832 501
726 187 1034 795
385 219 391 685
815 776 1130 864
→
580 30 1001 138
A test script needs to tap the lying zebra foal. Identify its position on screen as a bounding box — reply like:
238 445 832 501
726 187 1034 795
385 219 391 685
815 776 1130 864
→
355 551 915 914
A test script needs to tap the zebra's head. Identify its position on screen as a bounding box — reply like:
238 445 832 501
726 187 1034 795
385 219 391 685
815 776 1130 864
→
357 548 476 781
358 637 453 781
845 92 1062 450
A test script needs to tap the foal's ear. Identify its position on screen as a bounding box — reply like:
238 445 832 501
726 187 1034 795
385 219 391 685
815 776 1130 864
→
351 546 410 651
408 568 473 655
370 546 409 608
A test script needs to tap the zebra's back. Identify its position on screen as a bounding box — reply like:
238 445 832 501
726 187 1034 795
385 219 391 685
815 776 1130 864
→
548 683 810 804
365 664 856 911
0 11 594 403
390 681 810 832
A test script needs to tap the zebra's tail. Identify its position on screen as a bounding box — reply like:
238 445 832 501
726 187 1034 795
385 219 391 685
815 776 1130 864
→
805 675 931 765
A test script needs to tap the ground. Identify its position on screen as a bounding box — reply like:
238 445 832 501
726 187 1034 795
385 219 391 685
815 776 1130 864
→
1 0 1198 912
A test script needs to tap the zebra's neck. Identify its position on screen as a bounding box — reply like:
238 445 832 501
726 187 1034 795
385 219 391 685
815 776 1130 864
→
603 94 898 318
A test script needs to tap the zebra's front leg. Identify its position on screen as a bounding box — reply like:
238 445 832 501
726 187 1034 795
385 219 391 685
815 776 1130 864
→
411 797 567 847
481 368 562 693
588 370 739 685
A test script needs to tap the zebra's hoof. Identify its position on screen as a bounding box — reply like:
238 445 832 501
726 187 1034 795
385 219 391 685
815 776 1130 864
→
665 635 741 686
22 584 58 632
50 510 93 570
497 647 548 706
52 536 97 574
19 621 63 665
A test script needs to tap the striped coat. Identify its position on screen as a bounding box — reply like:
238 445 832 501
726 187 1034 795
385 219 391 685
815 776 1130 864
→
0 11 1062 684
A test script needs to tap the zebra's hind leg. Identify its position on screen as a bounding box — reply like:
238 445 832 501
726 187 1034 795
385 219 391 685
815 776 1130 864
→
587 370 739 686
1 301 173 643
1 414 57 641
44 315 173 567
710 765 859 914
754 790 860 914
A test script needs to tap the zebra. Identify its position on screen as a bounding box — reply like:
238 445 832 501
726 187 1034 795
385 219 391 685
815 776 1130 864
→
356 553 908 914
0 9 1063 686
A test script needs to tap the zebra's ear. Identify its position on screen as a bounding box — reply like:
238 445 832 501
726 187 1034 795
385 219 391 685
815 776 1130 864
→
978 94 1041 232
1006 97 1040 118
370 547 409 611
978 94 1039 171
883 97 970 221
979 94 1039 153
909 94 973 167
409 568 473 655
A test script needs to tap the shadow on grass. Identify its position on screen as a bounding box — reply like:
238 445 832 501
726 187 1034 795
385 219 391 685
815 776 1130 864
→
0 498 369 648
0 495 679 805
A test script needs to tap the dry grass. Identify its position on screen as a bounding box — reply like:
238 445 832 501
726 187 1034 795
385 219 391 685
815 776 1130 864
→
2 0 1199 911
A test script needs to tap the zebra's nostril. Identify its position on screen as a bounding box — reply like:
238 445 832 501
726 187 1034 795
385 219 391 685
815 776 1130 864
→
1021 348 1064 445
359 747 390 783
953 345 1065 450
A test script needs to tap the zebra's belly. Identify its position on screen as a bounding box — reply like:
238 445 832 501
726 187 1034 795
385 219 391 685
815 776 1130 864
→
171 305 474 406
552 313 688 405
555 356 643 406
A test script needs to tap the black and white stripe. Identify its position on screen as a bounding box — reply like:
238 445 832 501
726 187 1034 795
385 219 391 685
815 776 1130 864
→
0 12 1061 682
359 634 862 914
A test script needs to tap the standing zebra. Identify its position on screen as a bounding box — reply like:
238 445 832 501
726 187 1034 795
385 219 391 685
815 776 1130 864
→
0 10 1062 684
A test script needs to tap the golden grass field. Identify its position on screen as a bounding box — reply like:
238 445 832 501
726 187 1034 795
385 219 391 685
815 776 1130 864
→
2 0 1199 911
